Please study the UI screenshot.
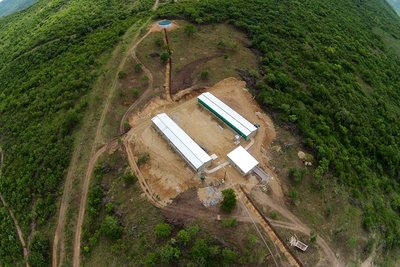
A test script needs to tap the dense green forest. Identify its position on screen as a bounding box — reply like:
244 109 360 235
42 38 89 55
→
0 0 154 265
157 0 400 249
0 0 36 17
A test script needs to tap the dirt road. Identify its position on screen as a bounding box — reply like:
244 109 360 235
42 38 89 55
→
71 3 162 266
119 29 155 134
0 148 30 267
71 20 158 267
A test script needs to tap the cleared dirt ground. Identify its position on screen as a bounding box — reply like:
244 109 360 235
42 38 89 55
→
127 77 276 202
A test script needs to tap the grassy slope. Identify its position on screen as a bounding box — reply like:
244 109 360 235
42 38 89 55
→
156 0 400 252
0 0 154 265
0 0 36 17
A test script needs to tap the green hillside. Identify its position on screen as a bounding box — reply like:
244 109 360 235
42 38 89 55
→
157 0 400 250
0 0 400 265
0 0 153 265
0 0 37 17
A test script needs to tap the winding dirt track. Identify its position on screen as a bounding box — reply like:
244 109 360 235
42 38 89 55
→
0 148 30 267
119 29 155 135
69 2 161 267
71 21 156 267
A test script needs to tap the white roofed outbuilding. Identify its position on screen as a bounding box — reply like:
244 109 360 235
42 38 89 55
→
227 146 259 175
151 113 212 172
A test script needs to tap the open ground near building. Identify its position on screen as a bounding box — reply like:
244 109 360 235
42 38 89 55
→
126 77 276 202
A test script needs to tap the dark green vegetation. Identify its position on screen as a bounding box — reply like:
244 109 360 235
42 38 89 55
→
0 0 154 265
220 188 237 213
83 151 269 266
157 0 400 250
0 0 36 17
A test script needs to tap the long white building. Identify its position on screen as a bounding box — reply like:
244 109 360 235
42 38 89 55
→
198 92 258 140
151 113 212 172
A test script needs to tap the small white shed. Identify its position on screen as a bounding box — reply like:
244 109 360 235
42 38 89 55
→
227 146 259 175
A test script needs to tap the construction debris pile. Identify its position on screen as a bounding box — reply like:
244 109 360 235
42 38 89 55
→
197 186 222 207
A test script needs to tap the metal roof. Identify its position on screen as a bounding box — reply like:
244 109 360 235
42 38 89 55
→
152 113 212 170
198 92 257 138
227 146 259 174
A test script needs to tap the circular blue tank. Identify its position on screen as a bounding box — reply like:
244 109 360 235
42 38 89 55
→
159 20 172 28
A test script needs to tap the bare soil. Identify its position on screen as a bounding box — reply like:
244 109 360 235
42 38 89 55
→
126 77 275 202
171 54 222 93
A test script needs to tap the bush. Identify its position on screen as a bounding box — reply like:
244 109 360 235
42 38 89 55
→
118 71 127 79
101 215 123 240
134 63 142 73
137 152 150 166
155 37 164 47
132 88 141 98
288 168 306 183
222 248 238 265
221 218 238 227
200 70 209 80
184 24 197 36
221 189 236 213
159 244 181 263
310 231 318 243
177 229 191 246
155 223 172 238
144 252 158 267
288 187 298 203
122 172 136 185
270 211 278 220
160 51 170 62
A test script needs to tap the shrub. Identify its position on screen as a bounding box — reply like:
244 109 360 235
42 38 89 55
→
155 37 164 47
221 189 237 213
132 88 141 98
184 24 196 36
159 244 181 263
144 252 158 267
200 70 209 80
160 51 170 62
122 172 136 185
310 231 318 243
177 229 191 246
134 63 142 73
221 218 238 227
137 152 150 166
288 187 298 203
118 71 127 79
270 211 278 220
101 215 123 240
222 248 238 265
155 223 172 238
288 168 306 183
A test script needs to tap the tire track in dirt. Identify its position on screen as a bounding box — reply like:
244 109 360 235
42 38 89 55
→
0 148 30 267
